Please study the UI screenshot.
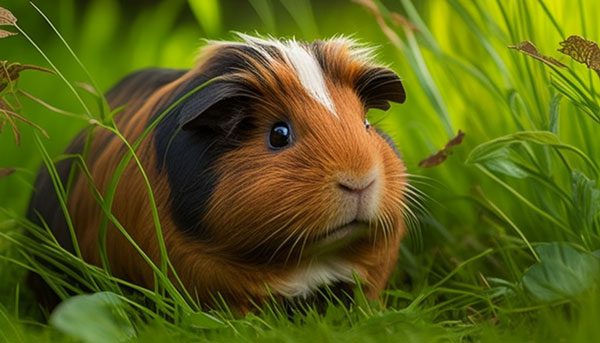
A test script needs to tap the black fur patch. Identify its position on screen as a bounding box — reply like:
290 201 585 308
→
106 68 187 110
153 47 262 238
26 68 185 253
26 68 184 308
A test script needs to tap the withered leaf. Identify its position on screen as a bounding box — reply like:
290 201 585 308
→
0 98 19 145
0 98 9 111
0 167 16 178
0 29 16 38
419 130 465 168
1 61 54 92
0 7 17 25
444 129 465 149
558 35 600 71
0 105 20 144
1 98 48 145
418 150 448 168
509 41 566 68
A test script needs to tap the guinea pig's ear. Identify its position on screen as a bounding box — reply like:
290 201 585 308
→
356 67 406 111
178 81 248 131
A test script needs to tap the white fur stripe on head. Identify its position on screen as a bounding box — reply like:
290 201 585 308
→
235 33 337 116
283 40 337 115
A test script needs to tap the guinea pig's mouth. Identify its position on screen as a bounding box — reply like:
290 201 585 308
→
323 220 367 240
303 220 369 257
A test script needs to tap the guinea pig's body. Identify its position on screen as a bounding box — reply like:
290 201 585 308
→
27 35 408 311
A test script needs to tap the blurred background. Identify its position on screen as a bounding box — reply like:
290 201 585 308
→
1 0 600 339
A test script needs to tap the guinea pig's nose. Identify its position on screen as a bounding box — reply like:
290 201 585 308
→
336 172 377 196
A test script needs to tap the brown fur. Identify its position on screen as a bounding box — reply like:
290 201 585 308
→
61 37 407 311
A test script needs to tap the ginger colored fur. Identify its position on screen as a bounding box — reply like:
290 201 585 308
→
56 37 407 311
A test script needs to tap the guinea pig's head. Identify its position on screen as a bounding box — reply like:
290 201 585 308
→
154 34 407 264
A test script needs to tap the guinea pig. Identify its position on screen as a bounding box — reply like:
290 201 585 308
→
26 34 408 311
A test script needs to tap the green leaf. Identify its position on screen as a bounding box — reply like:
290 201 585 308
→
522 243 600 303
49 292 136 343
475 146 529 179
466 131 599 177
571 171 600 228
548 93 562 133
182 311 226 329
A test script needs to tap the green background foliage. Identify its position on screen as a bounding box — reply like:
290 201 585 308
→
1 0 599 341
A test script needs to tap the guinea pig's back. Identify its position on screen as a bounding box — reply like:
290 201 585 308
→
25 68 185 307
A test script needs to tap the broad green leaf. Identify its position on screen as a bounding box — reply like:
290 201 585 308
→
548 93 561 133
182 311 226 329
49 292 135 343
475 146 529 179
466 131 599 177
571 171 600 229
522 243 600 303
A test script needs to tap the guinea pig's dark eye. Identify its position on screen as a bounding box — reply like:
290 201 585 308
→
364 118 371 130
269 122 292 149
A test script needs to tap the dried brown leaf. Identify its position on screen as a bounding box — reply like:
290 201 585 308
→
444 129 465 149
0 29 16 38
509 41 566 68
0 98 49 144
1 105 20 145
0 7 17 25
418 150 448 168
558 35 600 71
1 61 54 93
0 167 16 178
0 98 7 111
419 130 465 168
3 62 54 79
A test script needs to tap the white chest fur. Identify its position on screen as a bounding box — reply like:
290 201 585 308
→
272 259 360 298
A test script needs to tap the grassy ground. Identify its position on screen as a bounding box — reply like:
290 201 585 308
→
1 0 599 341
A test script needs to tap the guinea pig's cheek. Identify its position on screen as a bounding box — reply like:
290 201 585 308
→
380 146 409 220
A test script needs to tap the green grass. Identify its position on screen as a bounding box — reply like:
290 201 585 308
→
1 0 599 341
